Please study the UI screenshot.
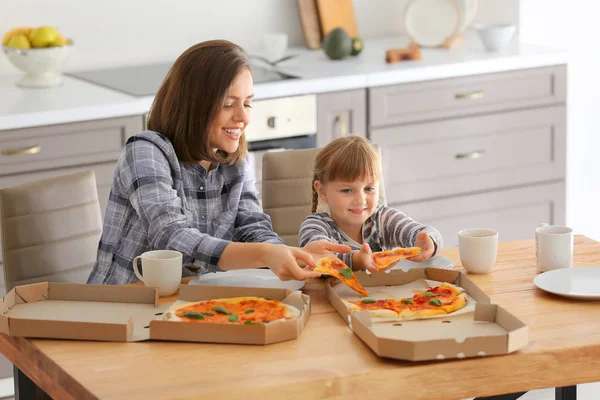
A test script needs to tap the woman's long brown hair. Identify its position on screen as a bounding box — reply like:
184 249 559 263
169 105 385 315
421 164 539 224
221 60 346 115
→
147 40 250 164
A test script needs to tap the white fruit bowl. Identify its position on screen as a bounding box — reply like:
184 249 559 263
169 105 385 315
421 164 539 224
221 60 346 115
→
2 43 72 88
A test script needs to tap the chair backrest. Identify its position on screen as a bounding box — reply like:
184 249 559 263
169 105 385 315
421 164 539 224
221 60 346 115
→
262 146 386 246
0 171 103 291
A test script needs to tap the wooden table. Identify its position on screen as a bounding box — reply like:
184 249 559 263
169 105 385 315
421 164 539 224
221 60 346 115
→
1 236 600 400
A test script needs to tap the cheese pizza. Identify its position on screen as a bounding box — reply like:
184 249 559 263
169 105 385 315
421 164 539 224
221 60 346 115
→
164 297 300 325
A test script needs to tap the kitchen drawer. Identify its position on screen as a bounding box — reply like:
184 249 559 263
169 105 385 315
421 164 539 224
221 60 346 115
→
0 115 142 176
0 161 115 265
369 66 566 127
394 181 566 249
372 106 566 204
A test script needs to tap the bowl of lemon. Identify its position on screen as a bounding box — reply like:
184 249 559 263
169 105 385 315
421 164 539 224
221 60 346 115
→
2 26 72 88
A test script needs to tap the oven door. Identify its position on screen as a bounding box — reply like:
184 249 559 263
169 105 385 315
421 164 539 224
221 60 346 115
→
247 134 316 203
244 94 317 202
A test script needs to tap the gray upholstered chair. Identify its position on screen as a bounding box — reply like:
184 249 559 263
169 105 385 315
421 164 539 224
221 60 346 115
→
261 145 386 246
0 170 103 291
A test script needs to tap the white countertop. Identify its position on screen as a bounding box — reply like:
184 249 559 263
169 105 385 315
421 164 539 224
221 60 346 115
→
0 34 568 131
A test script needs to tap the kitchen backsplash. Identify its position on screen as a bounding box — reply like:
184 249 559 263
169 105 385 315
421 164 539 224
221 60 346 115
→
0 0 518 75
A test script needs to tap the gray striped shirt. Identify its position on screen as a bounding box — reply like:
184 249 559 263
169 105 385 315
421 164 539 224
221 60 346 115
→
299 205 443 269
87 131 283 285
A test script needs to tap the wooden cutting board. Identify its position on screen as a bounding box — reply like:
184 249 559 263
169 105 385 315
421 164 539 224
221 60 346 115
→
297 0 322 49
316 0 359 38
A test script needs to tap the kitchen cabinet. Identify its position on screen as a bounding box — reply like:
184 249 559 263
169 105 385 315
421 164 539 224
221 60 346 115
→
371 106 566 204
395 182 565 249
368 65 568 246
369 66 566 127
0 115 143 381
317 88 367 146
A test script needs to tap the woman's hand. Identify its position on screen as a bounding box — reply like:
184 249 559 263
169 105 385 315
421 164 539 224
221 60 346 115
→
408 232 435 262
264 244 322 281
353 243 379 272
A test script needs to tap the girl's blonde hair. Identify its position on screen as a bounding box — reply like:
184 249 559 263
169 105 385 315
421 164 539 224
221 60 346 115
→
311 135 382 212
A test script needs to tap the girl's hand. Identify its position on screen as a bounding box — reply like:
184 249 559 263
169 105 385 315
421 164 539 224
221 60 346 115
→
265 244 322 281
355 243 379 272
302 240 352 258
408 232 435 262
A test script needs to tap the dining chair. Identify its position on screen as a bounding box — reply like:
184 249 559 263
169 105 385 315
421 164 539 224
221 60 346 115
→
261 144 386 246
0 170 103 291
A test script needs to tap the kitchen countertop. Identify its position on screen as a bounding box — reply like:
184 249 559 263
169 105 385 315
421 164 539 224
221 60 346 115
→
0 34 568 131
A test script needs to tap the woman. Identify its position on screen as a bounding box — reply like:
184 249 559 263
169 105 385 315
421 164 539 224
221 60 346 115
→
87 40 348 285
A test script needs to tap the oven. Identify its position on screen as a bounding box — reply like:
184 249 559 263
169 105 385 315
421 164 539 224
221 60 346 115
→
244 94 317 201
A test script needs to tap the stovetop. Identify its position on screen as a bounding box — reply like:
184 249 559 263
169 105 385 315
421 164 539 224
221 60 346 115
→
67 62 297 97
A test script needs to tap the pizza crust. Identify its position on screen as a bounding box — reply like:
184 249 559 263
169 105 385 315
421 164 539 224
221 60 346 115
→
163 297 301 323
342 300 399 319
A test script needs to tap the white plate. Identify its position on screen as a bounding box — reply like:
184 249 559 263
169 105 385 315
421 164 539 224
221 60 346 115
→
390 255 454 271
189 269 305 291
405 0 459 47
533 267 600 300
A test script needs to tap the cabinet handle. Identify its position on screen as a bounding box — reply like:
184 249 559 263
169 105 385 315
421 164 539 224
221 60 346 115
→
2 145 42 156
455 90 485 100
334 114 348 136
455 150 485 160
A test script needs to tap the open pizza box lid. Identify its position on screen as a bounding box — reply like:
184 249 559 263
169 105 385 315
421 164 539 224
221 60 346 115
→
0 282 310 345
0 282 159 342
149 284 311 345
325 268 528 362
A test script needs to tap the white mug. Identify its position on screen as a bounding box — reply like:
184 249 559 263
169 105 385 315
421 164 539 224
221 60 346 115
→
132 250 182 297
263 33 288 63
458 229 499 274
535 223 573 272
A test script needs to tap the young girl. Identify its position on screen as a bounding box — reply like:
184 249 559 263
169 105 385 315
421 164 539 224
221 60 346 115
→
87 40 348 285
299 135 443 272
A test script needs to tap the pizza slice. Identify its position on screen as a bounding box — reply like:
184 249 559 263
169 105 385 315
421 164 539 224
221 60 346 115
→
314 256 370 297
372 247 421 270
407 282 467 316
164 297 301 325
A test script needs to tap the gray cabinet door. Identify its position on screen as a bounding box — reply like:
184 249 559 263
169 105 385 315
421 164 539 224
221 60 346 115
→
369 65 566 127
0 115 142 176
371 106 566 204
317 89 367 146
393 181 566 249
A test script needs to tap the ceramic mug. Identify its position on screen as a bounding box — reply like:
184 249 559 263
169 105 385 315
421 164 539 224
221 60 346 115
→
535 223 573 272
132 250 182 296
263 33 288 63
458 228 499 274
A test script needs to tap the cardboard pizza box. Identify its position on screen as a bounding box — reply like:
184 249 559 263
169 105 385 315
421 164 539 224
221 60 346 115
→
325 268 528 362
0 282 159 342
149 284 311 345
0 282 311 345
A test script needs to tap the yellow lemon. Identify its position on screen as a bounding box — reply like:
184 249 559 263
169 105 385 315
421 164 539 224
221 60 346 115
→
29 26 58 48
6 34 31 49
2 27 33 46
50 32 69 47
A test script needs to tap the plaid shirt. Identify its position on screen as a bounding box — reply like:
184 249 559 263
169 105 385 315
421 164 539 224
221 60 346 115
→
87 131 283 285
298 205 443 269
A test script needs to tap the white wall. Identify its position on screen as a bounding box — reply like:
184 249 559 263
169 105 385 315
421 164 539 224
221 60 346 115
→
520 0 600 241
0 0 518 74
